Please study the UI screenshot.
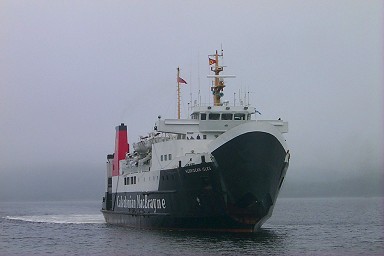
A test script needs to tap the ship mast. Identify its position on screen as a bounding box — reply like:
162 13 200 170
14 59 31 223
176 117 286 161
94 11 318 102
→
210 50 225 106
208 50 235 106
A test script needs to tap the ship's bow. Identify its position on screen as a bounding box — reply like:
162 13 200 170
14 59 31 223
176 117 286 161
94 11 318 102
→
209 121 289 230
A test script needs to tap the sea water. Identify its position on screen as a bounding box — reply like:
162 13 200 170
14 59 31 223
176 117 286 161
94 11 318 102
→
0 197 383 255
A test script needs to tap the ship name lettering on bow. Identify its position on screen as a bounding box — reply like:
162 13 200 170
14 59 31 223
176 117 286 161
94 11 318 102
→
185 166 212 174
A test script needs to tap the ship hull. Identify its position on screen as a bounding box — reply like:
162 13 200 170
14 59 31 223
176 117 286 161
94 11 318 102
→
102 122 289 232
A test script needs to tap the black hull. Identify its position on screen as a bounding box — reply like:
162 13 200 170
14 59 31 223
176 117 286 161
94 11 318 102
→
211 131 288 228
102 131 288 232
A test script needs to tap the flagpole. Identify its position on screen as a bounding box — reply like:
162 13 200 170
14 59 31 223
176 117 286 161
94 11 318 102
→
177 67 181 119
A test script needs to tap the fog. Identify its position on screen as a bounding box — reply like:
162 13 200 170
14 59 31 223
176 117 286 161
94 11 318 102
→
1 0 383 201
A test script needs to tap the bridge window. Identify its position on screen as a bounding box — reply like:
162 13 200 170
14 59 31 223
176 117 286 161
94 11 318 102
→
191 113 199 119
209 113 220 120
234 113 246 120
221 113 233 120
200 113 207 120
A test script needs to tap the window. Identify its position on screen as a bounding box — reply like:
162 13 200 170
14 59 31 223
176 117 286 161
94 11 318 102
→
124 176 138 185
203 135 207 139
200 113 207 120
164 154 167 161
234 113 245 120
168 154 172 160
209 113 220 120
161 155 163 161
221 113 233 120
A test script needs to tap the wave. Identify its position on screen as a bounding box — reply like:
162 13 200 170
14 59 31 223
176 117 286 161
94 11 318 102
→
4 214 105 224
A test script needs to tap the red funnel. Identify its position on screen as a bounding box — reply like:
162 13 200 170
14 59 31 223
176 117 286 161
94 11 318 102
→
112 123 129 176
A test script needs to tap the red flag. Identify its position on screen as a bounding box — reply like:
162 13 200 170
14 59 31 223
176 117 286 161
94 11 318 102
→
177 76 187 84
209 58 216 65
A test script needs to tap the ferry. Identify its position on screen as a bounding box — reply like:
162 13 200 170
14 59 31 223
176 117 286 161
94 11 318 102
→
101 50 290 232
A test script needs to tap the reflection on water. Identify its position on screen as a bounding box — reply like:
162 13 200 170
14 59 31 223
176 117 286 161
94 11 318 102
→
100 225 287 255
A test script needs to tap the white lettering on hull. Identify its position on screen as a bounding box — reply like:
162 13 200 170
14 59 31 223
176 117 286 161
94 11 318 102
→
185 166 212 174
116 194 166 213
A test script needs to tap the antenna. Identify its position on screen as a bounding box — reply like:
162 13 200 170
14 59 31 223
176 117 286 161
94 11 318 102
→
197 51 201 106
189 67 192 113
244 91 246 106
234 92 236 106
189 91 192 114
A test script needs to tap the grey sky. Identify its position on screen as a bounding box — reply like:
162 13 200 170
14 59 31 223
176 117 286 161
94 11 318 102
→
1 0 383 200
